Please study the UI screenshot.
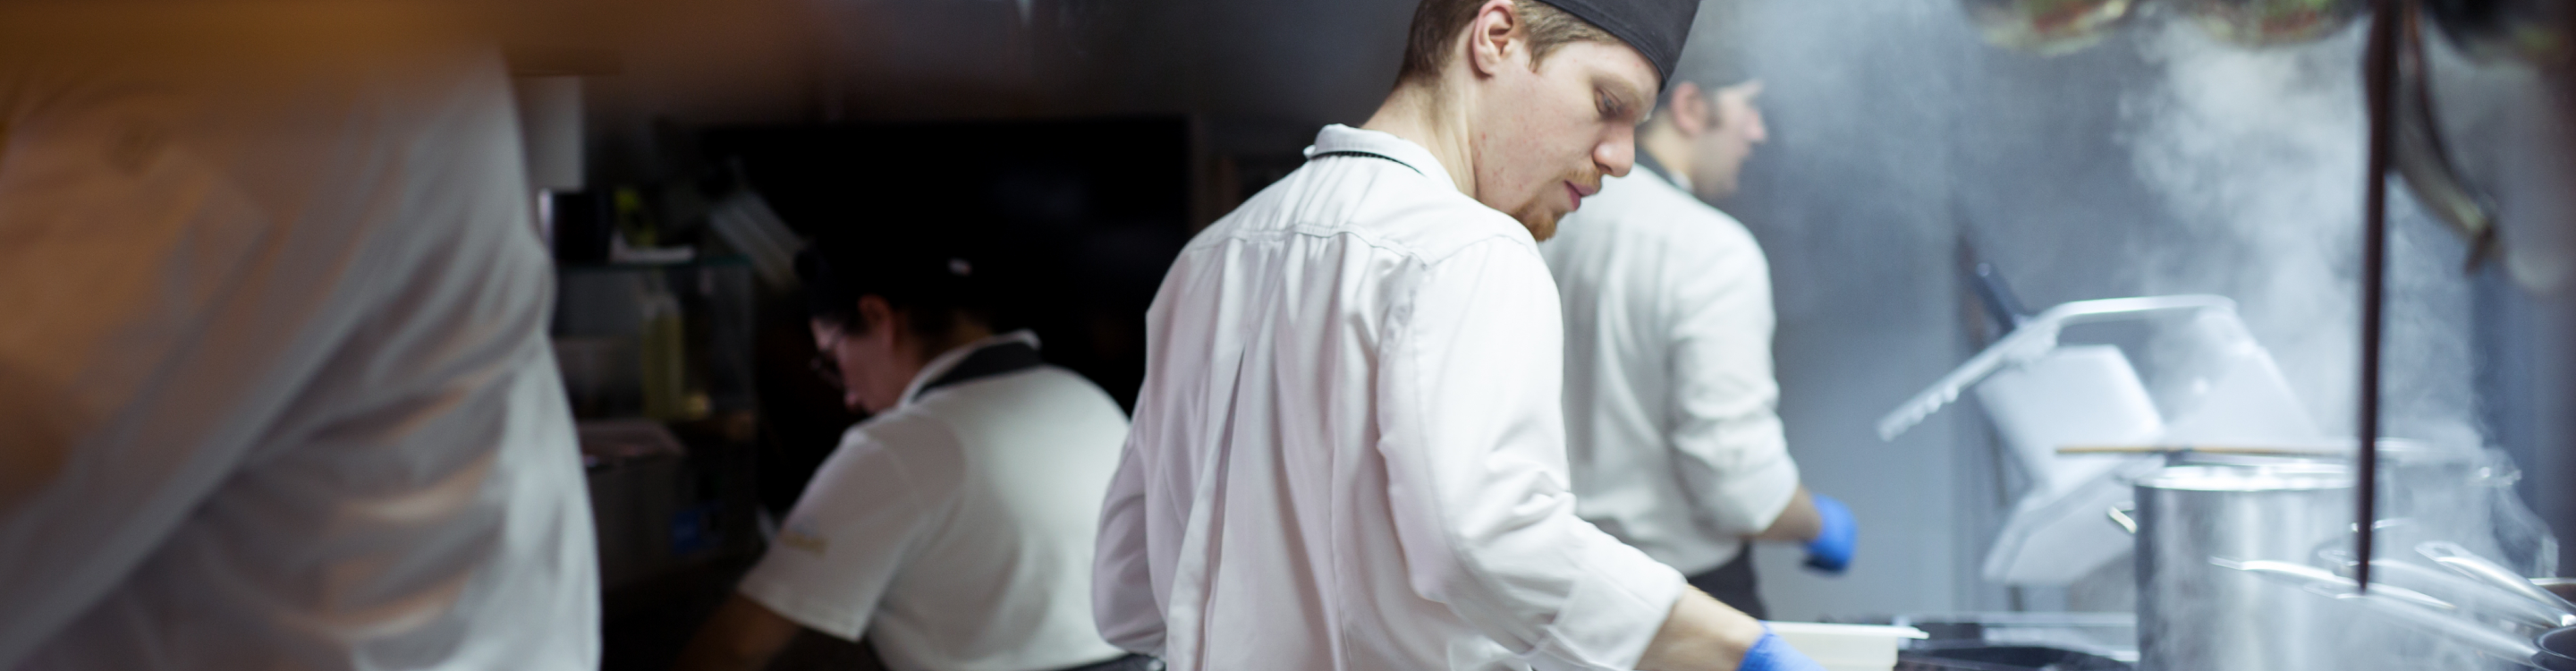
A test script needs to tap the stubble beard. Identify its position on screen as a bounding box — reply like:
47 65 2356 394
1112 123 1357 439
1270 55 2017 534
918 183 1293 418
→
1515 205 1562 242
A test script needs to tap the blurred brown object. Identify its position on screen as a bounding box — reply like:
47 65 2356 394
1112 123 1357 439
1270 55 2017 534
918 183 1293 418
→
2174 0 2369 47
1959 0 2140 55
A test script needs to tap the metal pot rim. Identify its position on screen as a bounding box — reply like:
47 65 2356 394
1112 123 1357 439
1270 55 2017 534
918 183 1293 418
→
2137 463 2356 491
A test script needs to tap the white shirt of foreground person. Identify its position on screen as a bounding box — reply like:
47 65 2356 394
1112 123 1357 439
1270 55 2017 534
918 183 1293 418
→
738 331 1131 671
1093 124 1686 671
1541 165 1800 576
0 40 597 670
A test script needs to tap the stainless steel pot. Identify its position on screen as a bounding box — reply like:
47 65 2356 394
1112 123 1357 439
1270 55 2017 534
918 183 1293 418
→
2133 463 2358 671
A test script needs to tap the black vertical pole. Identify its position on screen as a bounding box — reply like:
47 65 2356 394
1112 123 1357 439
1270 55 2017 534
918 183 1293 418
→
2356 0 2406 592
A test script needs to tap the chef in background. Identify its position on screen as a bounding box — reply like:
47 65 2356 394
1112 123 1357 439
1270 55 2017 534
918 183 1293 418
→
1544 63 1858 618
675 234 1145 671
0 5 599 669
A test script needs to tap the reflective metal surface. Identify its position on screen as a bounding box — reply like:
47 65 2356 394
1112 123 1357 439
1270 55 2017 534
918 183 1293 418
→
2134 463 2358 671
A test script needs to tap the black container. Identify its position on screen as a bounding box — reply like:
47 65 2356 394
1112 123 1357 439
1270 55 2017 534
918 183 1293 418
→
551 190 612 263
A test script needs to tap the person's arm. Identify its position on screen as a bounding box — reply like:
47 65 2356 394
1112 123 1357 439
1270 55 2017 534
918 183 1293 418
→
1753 488 1821 542
673 595 804 671
1637 589 1766 671
1749 487 1854 573
1658 221 1856 573
1374 239 1699 669
1640 589 1828 671
1660 223 1805 544
1091 439 1166 654
715 427 952 666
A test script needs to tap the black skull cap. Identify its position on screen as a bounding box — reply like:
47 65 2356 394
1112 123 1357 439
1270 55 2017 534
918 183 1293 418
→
1532 0 1699 85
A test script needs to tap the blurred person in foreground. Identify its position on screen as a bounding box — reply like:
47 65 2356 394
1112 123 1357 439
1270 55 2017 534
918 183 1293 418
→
0 5 598 669
1545 73 1859 619
674 236 1142 671
1089 1 1824 669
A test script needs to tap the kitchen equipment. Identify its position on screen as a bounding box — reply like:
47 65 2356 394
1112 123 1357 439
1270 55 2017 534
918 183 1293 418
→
2131 463 2357 671
1883 293 2325 587
2326 554 2576 628
1879 612 2140 663
1770 622 1932 671
2217 556 2550 667
2213 557 2455 611
1959 0 2140 55
2538 579 2576 602
2174 0 2368 47
1895 647 2130 671
1879 294 2236 442
2423 541 2576 616
1970 262 2031 331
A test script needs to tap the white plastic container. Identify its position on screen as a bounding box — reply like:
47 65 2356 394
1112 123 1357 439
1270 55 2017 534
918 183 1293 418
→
1767 622 1930 671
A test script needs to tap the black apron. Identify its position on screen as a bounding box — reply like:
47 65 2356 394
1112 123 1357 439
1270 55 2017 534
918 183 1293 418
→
1685 551 1768 620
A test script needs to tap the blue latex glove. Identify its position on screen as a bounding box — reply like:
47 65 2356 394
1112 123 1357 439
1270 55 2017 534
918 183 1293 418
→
1738 626 1827 671
1802 493 1855 573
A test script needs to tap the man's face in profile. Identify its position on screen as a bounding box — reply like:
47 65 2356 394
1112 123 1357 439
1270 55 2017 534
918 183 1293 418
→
1690 81 1768 200
1471 38 1660 241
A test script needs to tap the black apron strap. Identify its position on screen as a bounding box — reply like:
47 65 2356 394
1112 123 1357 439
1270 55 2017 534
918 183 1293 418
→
1308 149 1423 176
913 341 1045 399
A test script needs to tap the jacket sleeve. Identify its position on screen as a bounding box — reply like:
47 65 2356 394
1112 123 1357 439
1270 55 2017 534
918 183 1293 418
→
736 424 951 641
1660 223 1801 538
0 78 292 667
1091 438 1166 654
1374 238 1685 671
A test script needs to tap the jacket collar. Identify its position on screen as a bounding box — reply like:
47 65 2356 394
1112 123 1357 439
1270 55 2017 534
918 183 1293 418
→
1304 123 1460 193
1632 148 1686 191
897 329 1045 407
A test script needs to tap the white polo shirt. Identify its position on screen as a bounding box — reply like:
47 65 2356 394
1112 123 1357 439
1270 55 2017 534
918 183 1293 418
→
1541 165 1803 576
738 331 1131 671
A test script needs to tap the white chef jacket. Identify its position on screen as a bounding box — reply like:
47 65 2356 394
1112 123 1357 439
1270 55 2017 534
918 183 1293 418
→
1541 166 1802 576
739 331 1131 671
0 23 598 671
1094 124 1685 671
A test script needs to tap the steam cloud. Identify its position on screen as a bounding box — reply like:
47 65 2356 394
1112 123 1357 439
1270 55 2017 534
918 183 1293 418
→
2121 18 2481 451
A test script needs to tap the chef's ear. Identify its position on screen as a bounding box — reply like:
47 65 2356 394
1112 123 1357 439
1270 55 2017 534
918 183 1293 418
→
1464 0 1530 79
1666 81 1712 136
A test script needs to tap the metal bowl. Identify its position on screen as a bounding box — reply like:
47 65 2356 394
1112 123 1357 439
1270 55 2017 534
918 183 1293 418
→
1961 0 2140 55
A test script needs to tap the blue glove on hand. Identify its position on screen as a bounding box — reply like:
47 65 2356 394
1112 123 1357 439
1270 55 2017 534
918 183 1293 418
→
1802 493 1855 573
1738 626 1826 671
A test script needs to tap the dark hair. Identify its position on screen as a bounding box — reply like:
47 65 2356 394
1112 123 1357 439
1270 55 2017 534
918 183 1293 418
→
1394 0 1617 88
795 234 996 346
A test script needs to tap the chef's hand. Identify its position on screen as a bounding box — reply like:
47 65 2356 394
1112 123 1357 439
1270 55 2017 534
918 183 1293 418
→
1737 625 1827 671
1801 494 1855 573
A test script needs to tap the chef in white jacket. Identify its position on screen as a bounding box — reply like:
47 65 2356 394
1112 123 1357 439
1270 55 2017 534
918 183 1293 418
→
675 240 1142 671
1544 74 1857 619
1091 2 1822 670
0 7 598 669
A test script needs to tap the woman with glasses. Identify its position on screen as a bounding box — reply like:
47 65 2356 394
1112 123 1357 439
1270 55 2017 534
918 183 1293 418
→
676 236 1147 671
